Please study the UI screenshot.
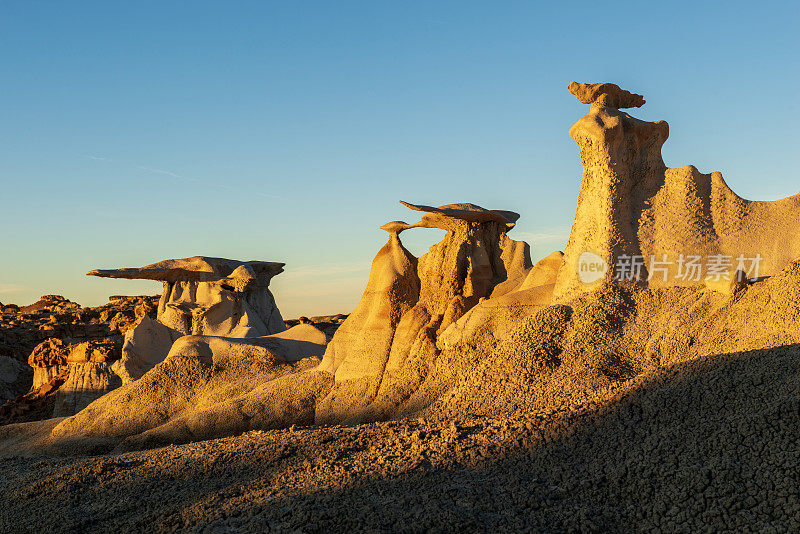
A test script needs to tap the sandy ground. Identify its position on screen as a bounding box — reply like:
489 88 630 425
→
4 281 800 533
2 342 799 534
2 416 548 533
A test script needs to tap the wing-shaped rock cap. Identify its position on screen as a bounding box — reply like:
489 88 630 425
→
87 256 285 283
568 81 645 109
379 221 415 235
399 201 520 229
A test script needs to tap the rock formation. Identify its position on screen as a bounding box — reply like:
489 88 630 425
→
0 295 344 427
0 294 142 364
8 80 800 459
317 201 532 423
24 201 535 449
27 338 70 390
284 314 348 339
554 81 800 300
1 257 289 424
438 250 563 349
6 81 800 533
51 361 122 417
88 256 287 381
0 294 158 423
47 322 332 450
33 258 335 446
567 81 645 109
315 218 421 422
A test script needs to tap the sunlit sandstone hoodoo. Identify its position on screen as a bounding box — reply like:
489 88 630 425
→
87 256 287 381
12 257 291 419
316 200 553 423
554 81 800 300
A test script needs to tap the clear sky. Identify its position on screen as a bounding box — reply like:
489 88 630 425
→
1 1 798 318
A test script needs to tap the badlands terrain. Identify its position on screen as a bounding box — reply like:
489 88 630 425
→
2 82 799 532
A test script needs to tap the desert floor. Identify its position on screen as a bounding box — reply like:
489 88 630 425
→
2 342 798 533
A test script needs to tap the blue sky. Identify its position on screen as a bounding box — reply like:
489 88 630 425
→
1 1 798 317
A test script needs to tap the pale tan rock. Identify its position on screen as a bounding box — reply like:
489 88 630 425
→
52 362 121 417
50 336 328 448
87 256 284 282
88 256 287 382
438 284 555 351
379 220 414 235
65 340 118 364
27 338 68 368
315 222 420 423
399 201 519 228
89 256 285 337
264 324 328 361
27 338 70 390
30 366 67 392
168 324 328 367
518 251 564 290
111 315 181 383
554 83 800 301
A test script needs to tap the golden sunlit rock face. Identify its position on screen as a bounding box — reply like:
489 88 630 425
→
2 82 800 532
317 201 532 424
555 81 800 301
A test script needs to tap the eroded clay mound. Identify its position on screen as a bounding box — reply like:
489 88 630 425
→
431 260 800 420
45 323 330 452
314 228 420 422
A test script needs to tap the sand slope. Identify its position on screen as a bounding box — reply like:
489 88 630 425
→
1 333 797 532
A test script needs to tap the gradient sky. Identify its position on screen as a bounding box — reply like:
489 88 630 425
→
1 1 798 318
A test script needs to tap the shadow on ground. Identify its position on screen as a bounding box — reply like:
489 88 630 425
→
1 344 799 532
